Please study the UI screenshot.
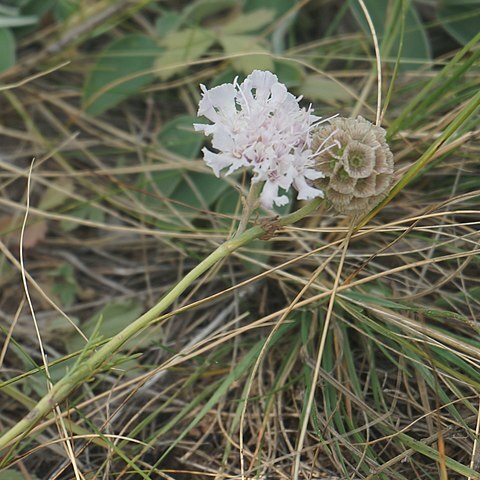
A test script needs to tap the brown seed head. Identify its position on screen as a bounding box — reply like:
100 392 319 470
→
312 116 394 215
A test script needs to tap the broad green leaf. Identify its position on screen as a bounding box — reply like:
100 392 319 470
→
0 5 19 16
182 0 237 23
220 8 275 34
136 170 183 203
155 10 183 36
17 0 54 15
298 75 351 106
0 14 37 27
60 204 105 231
157 115 204 159
13 0 53 37
0 28 14 72
0 470 29 480
274 59 304 86
349 0 431 70
215 188 239 216
53 0 80 21
50 262 78 307
82 34 158 116
155 27 215 80
244 0 295 18
136 116 205 210
438 4 480 45
170 172 230 213
219 34 274 74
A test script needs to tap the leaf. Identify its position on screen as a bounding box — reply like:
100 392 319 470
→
438 3 480 45
155 10 183 36
0 216 47 249
0 28 14 72
170 172 230 214
0 470 28 480
155 27 215 80
343 291 412 311
0 14 37 28
244 0 296 18
298 75 351 106
53 0 80 21
182 0 237 23
136 115 206 208
219 34 274 74
50 262 78 307
59 204 105 232
0 5 19 16
220 9 275 34
349 0 431 70
157 115 204 159
273 59 304 86
14 0 54 37
82 34 159 116
38 178 75 211
137 171 183 203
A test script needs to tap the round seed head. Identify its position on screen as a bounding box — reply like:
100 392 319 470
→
312 115 395 216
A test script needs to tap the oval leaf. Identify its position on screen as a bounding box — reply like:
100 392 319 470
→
82 34 159 116
158 115 204 159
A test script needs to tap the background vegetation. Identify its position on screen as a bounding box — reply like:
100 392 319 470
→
0 0 479 478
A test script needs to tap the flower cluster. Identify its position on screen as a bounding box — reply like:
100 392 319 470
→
194 70 326 209
312 116 395 215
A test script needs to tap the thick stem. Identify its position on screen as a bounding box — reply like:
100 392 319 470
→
0 198 322 452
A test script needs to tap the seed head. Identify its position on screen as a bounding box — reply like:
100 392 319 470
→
312 116 394 215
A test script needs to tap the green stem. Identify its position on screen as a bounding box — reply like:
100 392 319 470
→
0 198 322 452
234 181 262 237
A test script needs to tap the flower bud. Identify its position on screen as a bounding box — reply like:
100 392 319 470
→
311 116 394 215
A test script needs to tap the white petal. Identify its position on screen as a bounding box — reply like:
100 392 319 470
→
294 176 324 200
240 70 278 104
202 148 235 177
198 83 237 123
210 125 235 152
260 180 289 209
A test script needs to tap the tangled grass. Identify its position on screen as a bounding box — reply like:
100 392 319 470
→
0 1 479 479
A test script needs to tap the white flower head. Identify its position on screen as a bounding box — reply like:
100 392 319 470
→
194 70 328 209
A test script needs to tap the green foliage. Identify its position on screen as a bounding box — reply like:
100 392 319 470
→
82 34 159 115
244 0 296 17
155 27 215 80
298 75 351 106
0 470 28 480
59 203 105 231
438 0 480 45
0 28 14 72
157 115 204 159
52 0 80 21
349 0 431 70
50 262 78 307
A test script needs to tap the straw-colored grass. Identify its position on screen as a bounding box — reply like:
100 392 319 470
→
0 1 479 479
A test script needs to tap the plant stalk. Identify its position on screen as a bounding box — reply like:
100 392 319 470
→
0 197 322 452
